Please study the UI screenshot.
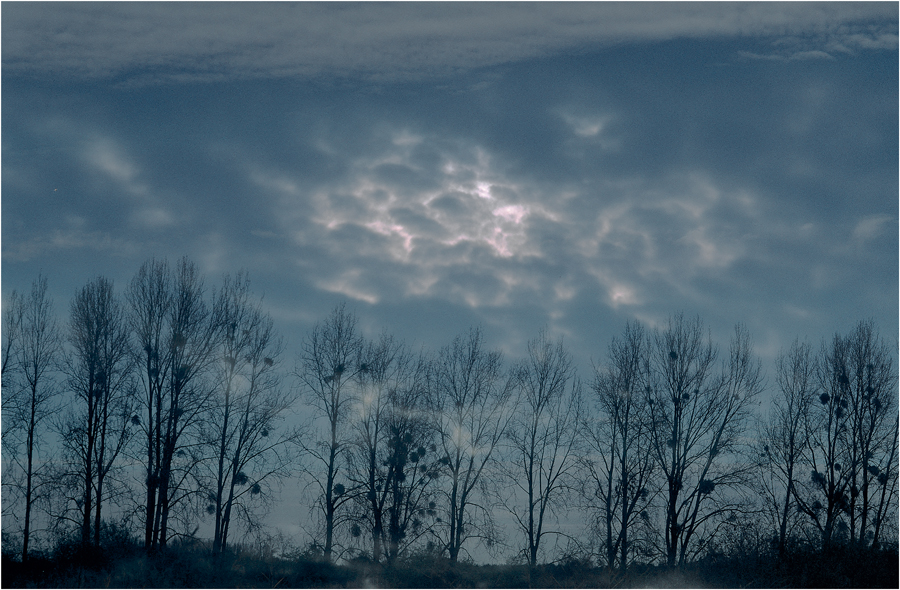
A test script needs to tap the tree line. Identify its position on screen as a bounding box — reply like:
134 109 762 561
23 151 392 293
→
2 257 897 573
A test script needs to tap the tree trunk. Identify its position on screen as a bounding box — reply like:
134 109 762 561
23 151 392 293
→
324 441 336 563
665 481 678 567
22 412 34 562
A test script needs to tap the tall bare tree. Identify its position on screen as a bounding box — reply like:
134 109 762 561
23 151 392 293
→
295 303 365 562
2 276 62 560
868 414 898 550
758 338 815 561
2 290 23 446
840 321 896 547
127 257 218 550
583 321 656 573
205 272 296 554
795 332 855 550
61 276 134 547
646 315 763 566
345 333 436 563
427 327 513 563
126 257 171 550
382 380 440 563
503 329 583 569
795 321 898 550
1 289 22 527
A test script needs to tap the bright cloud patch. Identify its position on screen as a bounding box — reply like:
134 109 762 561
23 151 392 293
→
254 127 770 320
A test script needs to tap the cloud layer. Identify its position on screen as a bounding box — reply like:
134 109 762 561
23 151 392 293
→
3 2 896 83
2 3 897 373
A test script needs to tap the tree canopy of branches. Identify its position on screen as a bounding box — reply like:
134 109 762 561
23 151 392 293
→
759 338 815 560
2 276 62 561
426 327 513 563
345 333 436 564
583 321 656 573
60 276 135 548
645 315 763 567
793 320 898 551
2 259 897 573
504 329 583 568
295 303 365 563
127 257 219 550
204 272 296 554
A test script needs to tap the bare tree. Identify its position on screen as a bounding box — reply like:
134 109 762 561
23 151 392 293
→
295 302 365 562
205 272 296 554
126 257 171 550
503 329 583 569
646 315 763 566
344 333 396 562
758 338 815 561
345 333 436 563
382 373 440 563
126 257 218 551
1 289 23 532
583 321 656 573
840 321 897 548
60 276 134 547
2 276 62 560
868 414 898 550
795 321 898 551
795 332 855 550
2 290 23 446
426 327 513 563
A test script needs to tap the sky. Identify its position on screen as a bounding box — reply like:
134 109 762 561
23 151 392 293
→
1 0 898 554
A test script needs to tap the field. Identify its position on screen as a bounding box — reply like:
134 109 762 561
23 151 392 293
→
2 541 897 589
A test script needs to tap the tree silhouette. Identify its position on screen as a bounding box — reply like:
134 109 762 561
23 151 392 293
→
345 333 436 563
60 276 134 547
503 329 583 570
759 338 815 561
2 276 62 561
794 321 898 551
645 316 762 566
126 257 218 550
295 303 364 563
205 272 296 554
584 321 656 573
426 327 513 563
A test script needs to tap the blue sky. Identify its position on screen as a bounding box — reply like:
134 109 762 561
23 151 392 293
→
2 3 898 380
3 2 897 399
2 0 898 561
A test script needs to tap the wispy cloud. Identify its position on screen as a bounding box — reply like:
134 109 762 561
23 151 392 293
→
2 3 895 376
3 3 895 84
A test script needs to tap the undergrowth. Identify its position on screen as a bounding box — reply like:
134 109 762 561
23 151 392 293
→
2 542 897 588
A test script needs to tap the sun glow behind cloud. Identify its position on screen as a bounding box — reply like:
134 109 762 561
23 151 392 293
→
247 119 795 328
262 133 561 308
2 2 895 384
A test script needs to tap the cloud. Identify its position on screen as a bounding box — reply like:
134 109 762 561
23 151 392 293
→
739 49 836 61
242 113 783 334
852 214 894 243
2 18 895 379
3 228 141 263
2 2 895 83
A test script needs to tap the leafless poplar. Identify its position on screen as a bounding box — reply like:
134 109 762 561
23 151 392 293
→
205 272 296 553
426 327 513 563
583 321 656 573
61 276 134 547
126 257 218 550
758 338 814 560
295 302 365 562
345 333 436 563
646 315 763 566
503 329 583 569
2 276 62 560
